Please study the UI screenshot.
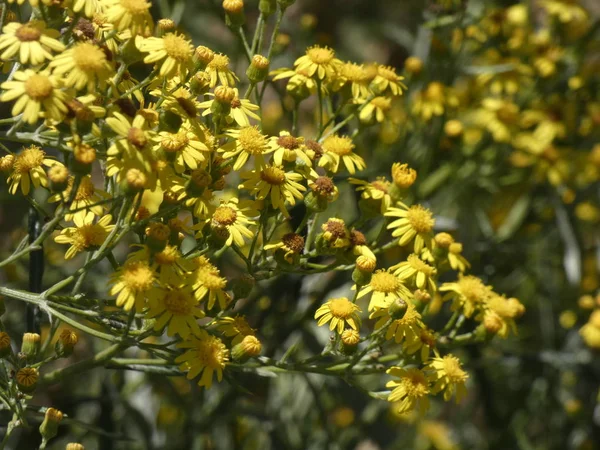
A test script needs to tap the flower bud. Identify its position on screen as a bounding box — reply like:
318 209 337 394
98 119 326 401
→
223 0 245 28
246 55 270 83
189 72 211 95
47 165 69 192
21 333 40 361
340 329 360 355
187 168 212 197
157 18 176 36
16 367 38 393
231 335 262 362
388 298 408 319
211 86 235 118
404 56 423 75
71 143 96 175
39 408 63 443
259 0 277 16
0 332 11 358
56 329 78 357
120 168 147 195
145 222 170 253
66 444 85 450
414 289 431 304
194 46 215 70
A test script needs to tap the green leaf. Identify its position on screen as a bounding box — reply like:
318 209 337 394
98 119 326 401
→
495 194 531 241
418 164 454 197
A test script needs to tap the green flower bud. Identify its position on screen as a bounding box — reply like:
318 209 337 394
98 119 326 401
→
259 0 277 16
21 333 40 361
16 367 38 394
231 335 262 362
388 298 408 319
223 0 245 28
246 55 270 83
0 332 11 359
55 329 78 358
39 408 63 443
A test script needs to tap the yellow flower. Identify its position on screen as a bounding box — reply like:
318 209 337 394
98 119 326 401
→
359 96 392 123
392 254 437 292
48 175 110 221
192 258 230 310
176 330 229 388
154 124 209 173
201 198 257 247
1 69 69 124
318 134 365 175
371 65 407 96
49 42 113 92
155 82 201 120
198 87 260 127
404 328 436 362
128 244 194 285
314 297 362 334
426 354 468 403
216 315 256 345
477 295 525 338
271 66 317 99
412 82 453 121
386 367 430 415
103 0 154 35
372 301 425 343
239 164 306 218
270 131 311 167
539 0 588 23
137 33 194 78
386 204 435 253
6 145 62 195
109 260 156 311
205 53 239 87
357 269 412 311
0 21 65 65
473 98 520 143
338 62 373 99
54 212 114 260
221 126 275 170
106 112 155 174
440 275 493 318
294 45 342 81
391 162 417 189
349 176 392 213
146 286 204 339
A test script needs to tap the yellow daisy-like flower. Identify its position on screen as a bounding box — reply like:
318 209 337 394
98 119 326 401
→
426 354 469 403
372 301 425 343
54 212 114 260
356 269 412 311
412 82 455 122
154 124 209 173
49 42 113 92
48 175 110 221
216 315 256 345
199 88 260 127
371 65 407 96
6 145 62 195
473 98 520 143
318 134 365 175
386 367 430 415
202 198 257 247
221 126 275 170
205 53 239 87
359 96 392 123
176 330 229 388
270 131 312 167
239 164 306 217
271 66 317 99
192 259 230 310
146 286 204 339
0 21 65 65
294 45 343 81
319 217 351 249
103 0 154 35
128 244 194 285
137 33 194 78
385 204 435 253
477 295 525 338
106 112 154 169
440 275 494 318
156 83 201 120
349 176 392 213
109 259 156 311
314 297 362 334
0 69 69 125
338 62 373 99
392 254 437 292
